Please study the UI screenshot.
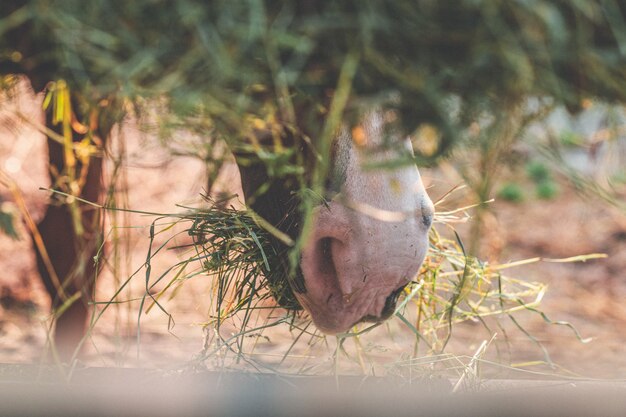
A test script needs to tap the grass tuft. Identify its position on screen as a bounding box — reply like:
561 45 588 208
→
497 182 524 202
126 191 599 376
43 186 599 376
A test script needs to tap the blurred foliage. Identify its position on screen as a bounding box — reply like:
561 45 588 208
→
2 0 626 164
614 170 626 185
526 160 551 183
559 130 585 147
497 182 525 203
536 179 559 199
526 160 559 199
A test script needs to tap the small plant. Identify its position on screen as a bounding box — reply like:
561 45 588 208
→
536 180 559 199
497 182 524 202
525 160 559 200
526 160 551 183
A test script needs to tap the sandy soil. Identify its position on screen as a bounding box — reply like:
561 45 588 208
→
1 85 625 380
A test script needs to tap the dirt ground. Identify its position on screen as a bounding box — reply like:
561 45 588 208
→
1 85 625 380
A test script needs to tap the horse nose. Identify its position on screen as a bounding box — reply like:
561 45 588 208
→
312 234 356 297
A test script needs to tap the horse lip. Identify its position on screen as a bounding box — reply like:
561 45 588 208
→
354 284 408 326
380 284 407 319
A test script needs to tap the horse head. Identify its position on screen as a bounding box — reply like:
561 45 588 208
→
237 112 434 334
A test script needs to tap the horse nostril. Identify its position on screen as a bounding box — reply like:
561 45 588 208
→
422 213 433 228
420 198 435 228
380 285 406 319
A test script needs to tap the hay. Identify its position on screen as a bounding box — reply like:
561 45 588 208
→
133 193 601 373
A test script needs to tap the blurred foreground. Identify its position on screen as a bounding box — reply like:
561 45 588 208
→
1 365 626 417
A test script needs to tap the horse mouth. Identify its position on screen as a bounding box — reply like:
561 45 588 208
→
354 284 408 325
